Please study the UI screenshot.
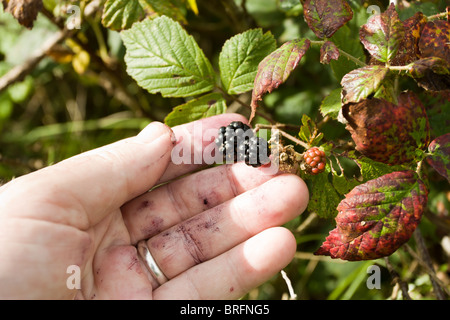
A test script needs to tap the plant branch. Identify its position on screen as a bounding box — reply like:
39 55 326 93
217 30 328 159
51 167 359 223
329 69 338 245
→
0 28 74 93
255 124 310 149
280 270 297 300
428 12 447 21
278 129 309 149
0 0 102 93
404 238 450 299
384 257 412 300
412 229 448 300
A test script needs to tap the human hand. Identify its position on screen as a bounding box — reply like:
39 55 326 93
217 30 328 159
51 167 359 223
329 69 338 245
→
0 114 309 299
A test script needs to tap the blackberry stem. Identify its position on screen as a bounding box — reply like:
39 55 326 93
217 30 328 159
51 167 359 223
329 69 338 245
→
255 124 309 149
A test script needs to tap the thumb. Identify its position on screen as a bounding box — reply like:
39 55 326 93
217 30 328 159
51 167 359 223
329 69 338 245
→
1 122 175 228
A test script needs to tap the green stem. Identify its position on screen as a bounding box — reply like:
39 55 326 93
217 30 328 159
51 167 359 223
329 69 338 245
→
256 124 309 149
309 40 366 67
428 12 447 21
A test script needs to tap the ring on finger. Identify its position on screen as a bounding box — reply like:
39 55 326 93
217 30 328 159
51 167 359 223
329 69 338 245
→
137 240 168 286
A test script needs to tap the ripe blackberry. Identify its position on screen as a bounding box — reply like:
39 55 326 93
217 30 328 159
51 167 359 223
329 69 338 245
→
215 121 270 167
303 147 326 175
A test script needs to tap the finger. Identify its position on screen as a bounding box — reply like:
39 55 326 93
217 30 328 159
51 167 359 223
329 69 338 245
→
143 174 308 279
88 245 154 300
158 113 249 183
122 162 279 244
0 122 175 229
153 227 297 299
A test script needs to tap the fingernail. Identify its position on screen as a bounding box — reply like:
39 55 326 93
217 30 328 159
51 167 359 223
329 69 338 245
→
136 122 175 144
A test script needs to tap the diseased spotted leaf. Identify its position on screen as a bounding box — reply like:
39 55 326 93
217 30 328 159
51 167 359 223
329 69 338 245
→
320 41 340 64
359 3 405 63
415 19 450 90
341 65 389 105
390 11 427 66
303 0 353 39
419 20 450 64
343 92 430 165
408 57 450 78
426 133 450 182
250 39 310 121
315 170 428 261
2 0 42 29
164 93 227 127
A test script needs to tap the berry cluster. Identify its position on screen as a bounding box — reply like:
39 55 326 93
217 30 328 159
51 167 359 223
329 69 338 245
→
303 147 326 175
215 121 271 167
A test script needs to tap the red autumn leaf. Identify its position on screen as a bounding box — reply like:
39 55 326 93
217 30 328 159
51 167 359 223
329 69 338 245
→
303 0 353 39
343 91 430 165
315 170 428 261
359 3 405 63
250 39 310 122
427 133 450 183
320 41 340 64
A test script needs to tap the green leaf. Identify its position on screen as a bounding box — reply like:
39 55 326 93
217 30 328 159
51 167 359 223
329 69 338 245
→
164 93 227 127
138 0 187 24
341 65 389 105
219 29 276 95
102 0 144 31
307 168 342 219
359 3 405 63
298 114 322 146
348 151 404 182
121 16 215 98
332 170 360 195
320 88 341 119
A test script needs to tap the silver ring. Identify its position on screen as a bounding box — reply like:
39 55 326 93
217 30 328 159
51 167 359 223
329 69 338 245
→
137 240 168 286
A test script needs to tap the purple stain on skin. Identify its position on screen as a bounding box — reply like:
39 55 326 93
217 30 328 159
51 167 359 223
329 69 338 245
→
141 216 164 239
137 200 154 212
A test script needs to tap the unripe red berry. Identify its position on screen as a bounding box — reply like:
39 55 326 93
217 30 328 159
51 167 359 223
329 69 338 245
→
303 147 327 175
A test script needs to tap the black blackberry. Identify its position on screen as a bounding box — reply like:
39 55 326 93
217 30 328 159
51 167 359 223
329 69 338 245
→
215 121 271 167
